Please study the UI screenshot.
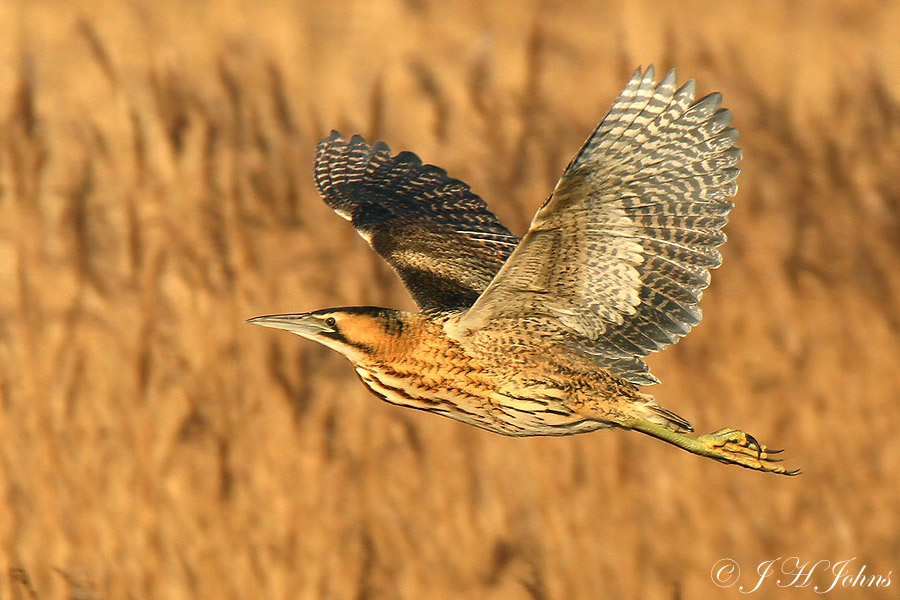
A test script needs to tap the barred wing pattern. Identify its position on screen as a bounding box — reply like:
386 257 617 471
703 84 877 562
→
455 67 740 385
315 132 519 313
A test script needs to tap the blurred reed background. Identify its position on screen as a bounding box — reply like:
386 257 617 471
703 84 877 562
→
0 0 898 598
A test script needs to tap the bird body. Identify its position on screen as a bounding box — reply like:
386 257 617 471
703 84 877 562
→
250 66 798 475
253 308 685 437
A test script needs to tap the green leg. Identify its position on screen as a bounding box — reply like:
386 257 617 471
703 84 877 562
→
624 419 800 476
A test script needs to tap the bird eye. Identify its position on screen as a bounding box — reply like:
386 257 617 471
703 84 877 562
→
325 317 337 327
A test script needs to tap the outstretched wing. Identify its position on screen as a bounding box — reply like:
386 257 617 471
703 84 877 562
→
453 66 740 385
315 132 519 312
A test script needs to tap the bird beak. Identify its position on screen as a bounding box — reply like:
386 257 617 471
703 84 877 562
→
246 313 331 337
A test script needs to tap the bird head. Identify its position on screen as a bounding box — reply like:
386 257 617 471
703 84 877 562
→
247 307 409 363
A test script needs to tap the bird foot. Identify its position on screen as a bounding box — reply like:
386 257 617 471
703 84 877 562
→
692 428 800 476
626 420 800 476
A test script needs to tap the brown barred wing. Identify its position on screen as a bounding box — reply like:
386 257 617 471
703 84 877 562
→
454 67 740 385
315 132 520 313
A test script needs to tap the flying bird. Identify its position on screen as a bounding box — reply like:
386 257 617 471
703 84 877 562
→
250 66 797 475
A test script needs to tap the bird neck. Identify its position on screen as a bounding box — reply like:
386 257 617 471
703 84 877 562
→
345 309 452 370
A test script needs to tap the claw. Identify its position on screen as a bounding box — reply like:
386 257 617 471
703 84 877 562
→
744 433 762 458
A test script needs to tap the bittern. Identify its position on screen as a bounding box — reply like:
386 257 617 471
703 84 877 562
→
250 66 798 475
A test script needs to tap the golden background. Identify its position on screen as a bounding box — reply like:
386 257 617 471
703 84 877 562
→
1 0 898 598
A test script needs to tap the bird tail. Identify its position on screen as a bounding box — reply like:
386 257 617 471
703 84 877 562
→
645 403 694 434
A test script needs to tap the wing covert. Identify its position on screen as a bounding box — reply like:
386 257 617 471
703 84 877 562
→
453 67 740 385
315 132 519 312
